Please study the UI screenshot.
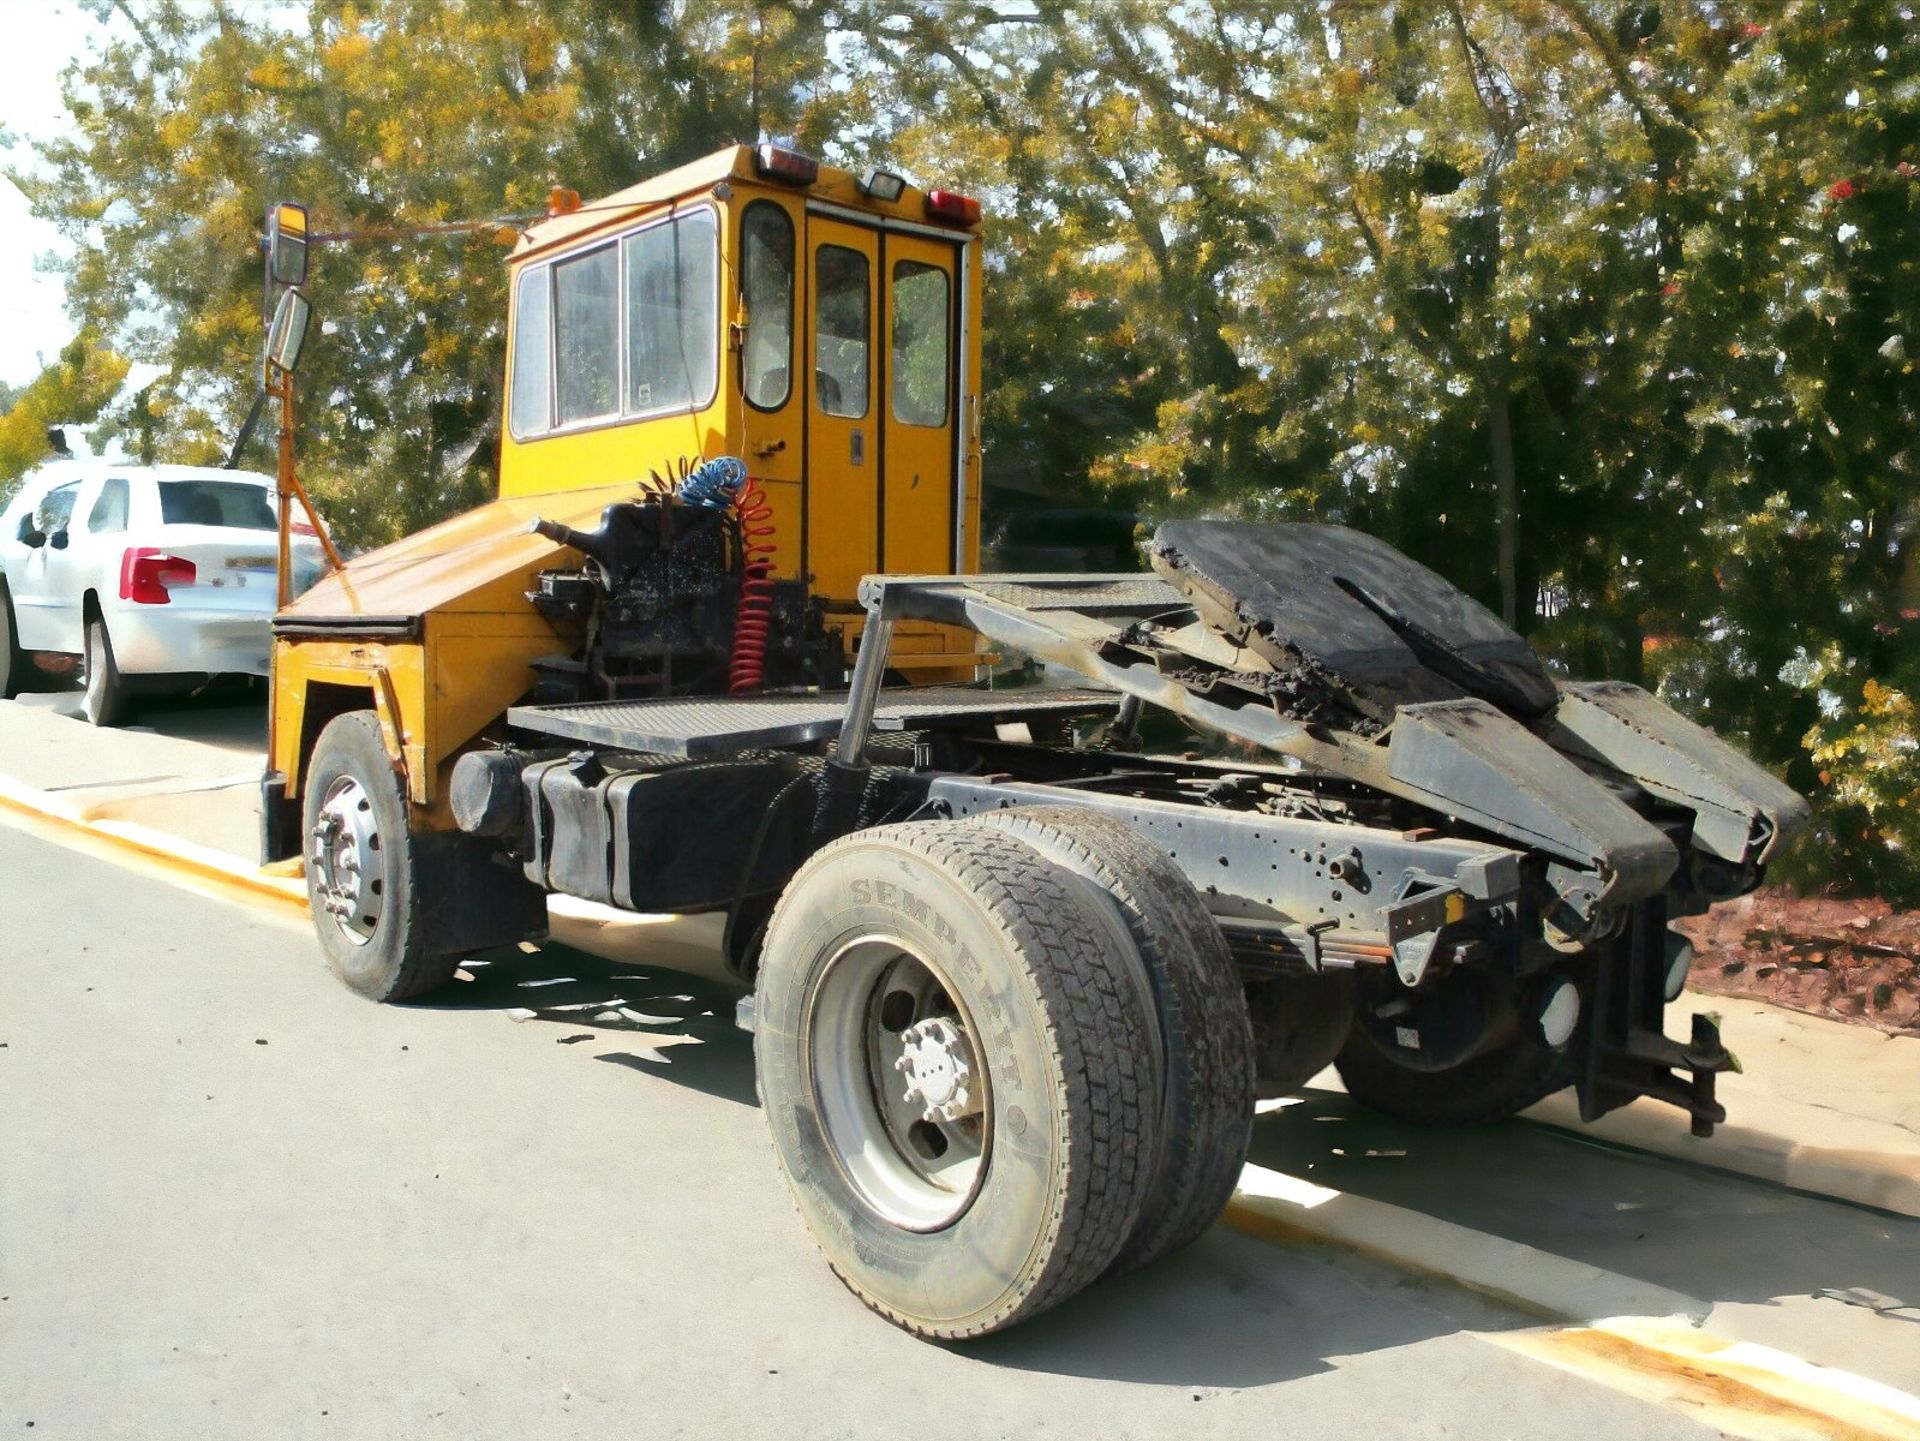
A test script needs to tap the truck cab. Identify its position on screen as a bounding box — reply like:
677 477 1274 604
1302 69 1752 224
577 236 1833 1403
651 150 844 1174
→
266 145 985 871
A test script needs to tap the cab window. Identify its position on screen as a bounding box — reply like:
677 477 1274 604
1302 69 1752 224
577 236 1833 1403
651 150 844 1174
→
88 477 130 534
625 209 718 415
741 202 794 410
554 244 619 425
509 265 552 437
891 261 950 427
816 245 870 419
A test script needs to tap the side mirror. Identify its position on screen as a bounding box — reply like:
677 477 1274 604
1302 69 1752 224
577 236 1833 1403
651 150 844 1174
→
21 527 46 549
264 287 313 378
265 201 309 289
49 529 69 551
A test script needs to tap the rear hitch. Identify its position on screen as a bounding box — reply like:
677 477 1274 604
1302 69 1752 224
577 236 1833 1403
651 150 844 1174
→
1581 1009 1735 1137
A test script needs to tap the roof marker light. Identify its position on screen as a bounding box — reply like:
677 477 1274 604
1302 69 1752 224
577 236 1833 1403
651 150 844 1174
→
925 190 981 226
753 144 820 186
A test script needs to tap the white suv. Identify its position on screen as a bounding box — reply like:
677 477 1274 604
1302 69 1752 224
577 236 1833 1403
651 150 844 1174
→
0 462 326 725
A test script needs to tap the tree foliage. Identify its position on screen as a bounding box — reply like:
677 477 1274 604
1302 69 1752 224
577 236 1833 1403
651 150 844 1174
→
15 0 1920 896
0 331 129 501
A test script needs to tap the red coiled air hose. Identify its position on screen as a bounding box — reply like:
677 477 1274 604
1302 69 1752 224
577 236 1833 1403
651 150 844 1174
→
729 476 776 693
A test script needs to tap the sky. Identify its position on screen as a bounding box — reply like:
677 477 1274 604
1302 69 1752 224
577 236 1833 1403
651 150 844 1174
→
0 0 116 391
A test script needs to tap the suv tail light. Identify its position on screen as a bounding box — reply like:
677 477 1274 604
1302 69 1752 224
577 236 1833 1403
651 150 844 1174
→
120 548 197 605
926 190 981 226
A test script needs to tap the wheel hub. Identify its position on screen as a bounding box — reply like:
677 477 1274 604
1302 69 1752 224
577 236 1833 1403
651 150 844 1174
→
309 775 383 944
894 1017 980 1123
807 941 991 1231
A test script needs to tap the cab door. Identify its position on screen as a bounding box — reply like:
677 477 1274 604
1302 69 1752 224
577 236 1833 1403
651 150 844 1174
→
804 217 879 608
880 235 959 577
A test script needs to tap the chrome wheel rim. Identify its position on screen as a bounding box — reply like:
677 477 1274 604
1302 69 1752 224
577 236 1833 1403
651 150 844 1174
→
806 937 991 1231
309 775 384 944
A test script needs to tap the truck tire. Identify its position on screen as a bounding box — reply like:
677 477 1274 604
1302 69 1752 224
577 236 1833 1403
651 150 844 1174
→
1334 1027 1568 1127
1245 969 1356 1100
81 617 129 727
0 582 24 699
303 711 461 1002
755 822 1159 1339
963 805 1254 1276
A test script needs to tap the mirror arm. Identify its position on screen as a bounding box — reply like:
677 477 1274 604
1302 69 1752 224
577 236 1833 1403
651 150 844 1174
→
224 388 268 470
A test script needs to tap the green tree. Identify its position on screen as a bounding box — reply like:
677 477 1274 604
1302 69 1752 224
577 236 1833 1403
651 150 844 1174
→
0 331 129 501
21 0 849 550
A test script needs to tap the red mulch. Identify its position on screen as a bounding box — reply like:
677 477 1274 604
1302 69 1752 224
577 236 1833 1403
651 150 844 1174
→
1675 889 1920 1035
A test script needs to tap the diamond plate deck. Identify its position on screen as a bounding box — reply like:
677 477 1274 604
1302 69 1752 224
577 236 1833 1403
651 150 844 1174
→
507 686 1119 759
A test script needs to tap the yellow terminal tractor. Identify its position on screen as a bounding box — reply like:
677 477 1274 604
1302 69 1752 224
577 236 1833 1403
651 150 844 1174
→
264 145 1807 1341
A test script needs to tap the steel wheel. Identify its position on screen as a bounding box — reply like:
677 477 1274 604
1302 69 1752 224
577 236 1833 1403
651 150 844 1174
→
806 937 990 1231
309 773 386 944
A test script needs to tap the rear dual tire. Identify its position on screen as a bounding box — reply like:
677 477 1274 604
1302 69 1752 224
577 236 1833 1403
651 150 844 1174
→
964 806 1254 1277
755 812 1255 1339
755 822 1163 1339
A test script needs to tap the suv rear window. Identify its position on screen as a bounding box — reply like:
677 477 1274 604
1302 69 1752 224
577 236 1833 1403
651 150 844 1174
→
159 480 275 530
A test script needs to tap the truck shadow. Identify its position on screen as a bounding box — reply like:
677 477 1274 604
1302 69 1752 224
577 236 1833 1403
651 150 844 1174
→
412 939 1540 1387
1247 1091 1920 1341
410 938 758 1108
410 936 1920 1388
958 1219 1528 1389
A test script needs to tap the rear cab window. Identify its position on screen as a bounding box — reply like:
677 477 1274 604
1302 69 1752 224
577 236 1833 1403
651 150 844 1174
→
816 246 871 419
741 202 794 409
891 261 950 426
158 480 275 529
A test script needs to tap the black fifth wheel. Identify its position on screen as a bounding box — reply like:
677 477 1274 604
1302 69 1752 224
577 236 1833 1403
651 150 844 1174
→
753 822 1161 1339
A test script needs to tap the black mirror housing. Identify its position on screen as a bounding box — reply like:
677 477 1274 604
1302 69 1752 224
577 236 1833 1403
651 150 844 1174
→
21 527 46 549
49 529 69 551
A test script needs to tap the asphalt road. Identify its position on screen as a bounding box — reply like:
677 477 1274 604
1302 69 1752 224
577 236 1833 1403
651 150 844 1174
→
0 821 1735 1441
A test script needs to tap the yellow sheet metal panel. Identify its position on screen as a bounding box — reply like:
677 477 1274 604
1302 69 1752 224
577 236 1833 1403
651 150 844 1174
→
281 482 634 621
269 640 425 798
424 611 564 789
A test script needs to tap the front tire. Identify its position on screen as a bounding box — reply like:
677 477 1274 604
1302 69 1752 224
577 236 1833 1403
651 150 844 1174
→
303 711 461 1002
81 616 129 727
755 822 1160 1339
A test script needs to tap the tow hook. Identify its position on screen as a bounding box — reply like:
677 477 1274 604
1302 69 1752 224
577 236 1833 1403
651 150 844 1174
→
1685 1012 1739 1139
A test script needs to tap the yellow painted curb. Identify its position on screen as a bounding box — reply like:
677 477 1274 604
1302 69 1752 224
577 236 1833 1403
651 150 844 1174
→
1227 1161 1920 1441
1495 1318 1920 1441
0 772 308 918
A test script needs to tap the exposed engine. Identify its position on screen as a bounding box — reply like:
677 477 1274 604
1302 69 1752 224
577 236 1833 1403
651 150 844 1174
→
526 458 834 701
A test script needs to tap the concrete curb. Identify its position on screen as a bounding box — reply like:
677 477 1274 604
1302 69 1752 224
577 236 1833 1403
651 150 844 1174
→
1224 1162 1711 1326
0 772 308 916
1227 1163 1920 1438
1525 1090 1920 1221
